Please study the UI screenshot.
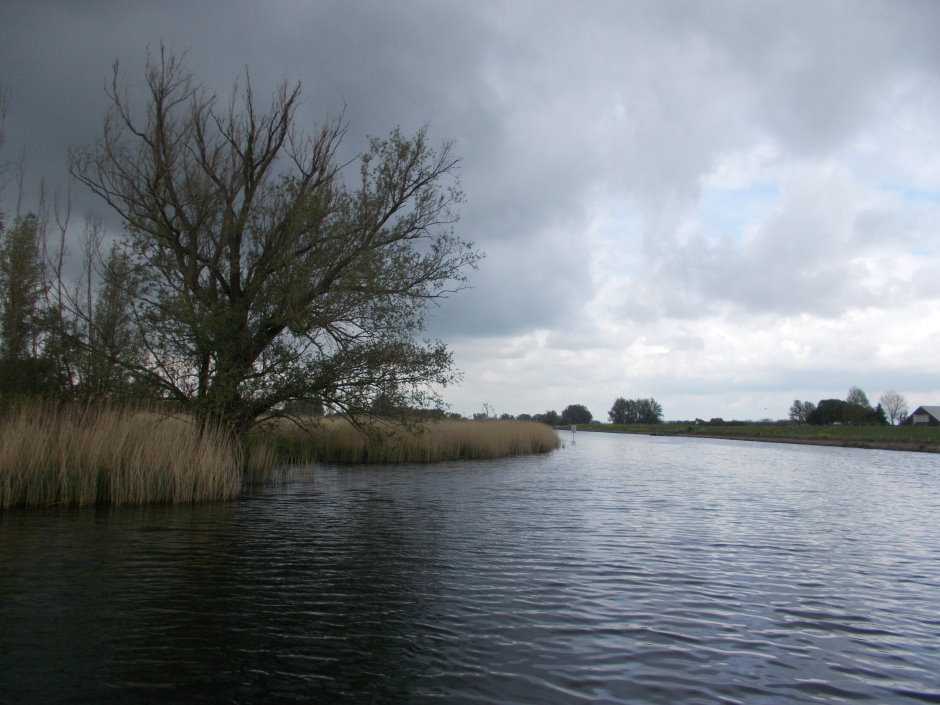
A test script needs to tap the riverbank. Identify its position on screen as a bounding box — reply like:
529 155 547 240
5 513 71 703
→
577 423 940 453
0 403 560 508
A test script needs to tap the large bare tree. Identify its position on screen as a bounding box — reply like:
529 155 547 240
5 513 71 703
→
71 50 479 435
878 390 908 426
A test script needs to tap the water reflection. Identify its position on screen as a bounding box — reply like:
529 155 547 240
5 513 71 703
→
2 435 940 704
1 480 443 703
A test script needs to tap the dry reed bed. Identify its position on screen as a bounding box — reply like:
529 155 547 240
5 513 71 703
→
0 403 241 508
248 418 561 466
2 407 560 508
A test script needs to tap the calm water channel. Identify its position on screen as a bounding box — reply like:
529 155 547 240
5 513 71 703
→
2 432 940 704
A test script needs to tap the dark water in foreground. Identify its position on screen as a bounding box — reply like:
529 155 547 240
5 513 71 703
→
2 432 939 704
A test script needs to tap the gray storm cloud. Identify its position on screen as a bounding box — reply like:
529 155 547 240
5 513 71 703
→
2 0 939 419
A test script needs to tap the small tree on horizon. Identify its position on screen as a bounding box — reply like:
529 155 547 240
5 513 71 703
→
788 399 815 424
637 398 663 424
609 397 630 424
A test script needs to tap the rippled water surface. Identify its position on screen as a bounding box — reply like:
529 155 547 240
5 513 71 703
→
2 432 940 704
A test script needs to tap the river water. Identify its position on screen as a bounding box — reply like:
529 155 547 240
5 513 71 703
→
2 432 939 704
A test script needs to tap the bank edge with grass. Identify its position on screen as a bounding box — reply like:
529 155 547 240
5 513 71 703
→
576 422 940 453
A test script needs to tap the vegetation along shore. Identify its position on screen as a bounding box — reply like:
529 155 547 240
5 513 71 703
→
0 51 552 510
578 422 940 454
0 402 559 509
551 386 938 454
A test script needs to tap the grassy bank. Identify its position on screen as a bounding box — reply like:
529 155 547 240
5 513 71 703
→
0 403 242 509
1 404 560 508
580 422 940 453
246 417 561 467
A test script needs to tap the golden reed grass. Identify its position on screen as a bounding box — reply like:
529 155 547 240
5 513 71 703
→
0 402 241 508
247 417 561 467
2 405 559 507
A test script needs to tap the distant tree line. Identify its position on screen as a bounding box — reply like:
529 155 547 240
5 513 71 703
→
488 398 666 427
789 387 908 426
479 404 595 427
529 405 594 426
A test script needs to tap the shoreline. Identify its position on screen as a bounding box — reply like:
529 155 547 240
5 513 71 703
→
581 429 940 454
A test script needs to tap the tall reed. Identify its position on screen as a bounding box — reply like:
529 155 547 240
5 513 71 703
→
0 402 241 508
246 417 561 467
2 406 560 508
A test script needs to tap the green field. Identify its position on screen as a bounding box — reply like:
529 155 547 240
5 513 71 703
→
577 423 940 452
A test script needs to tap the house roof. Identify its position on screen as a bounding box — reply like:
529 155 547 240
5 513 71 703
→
910 406 940 419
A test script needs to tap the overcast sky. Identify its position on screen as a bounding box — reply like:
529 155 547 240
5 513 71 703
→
2 0 939 421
